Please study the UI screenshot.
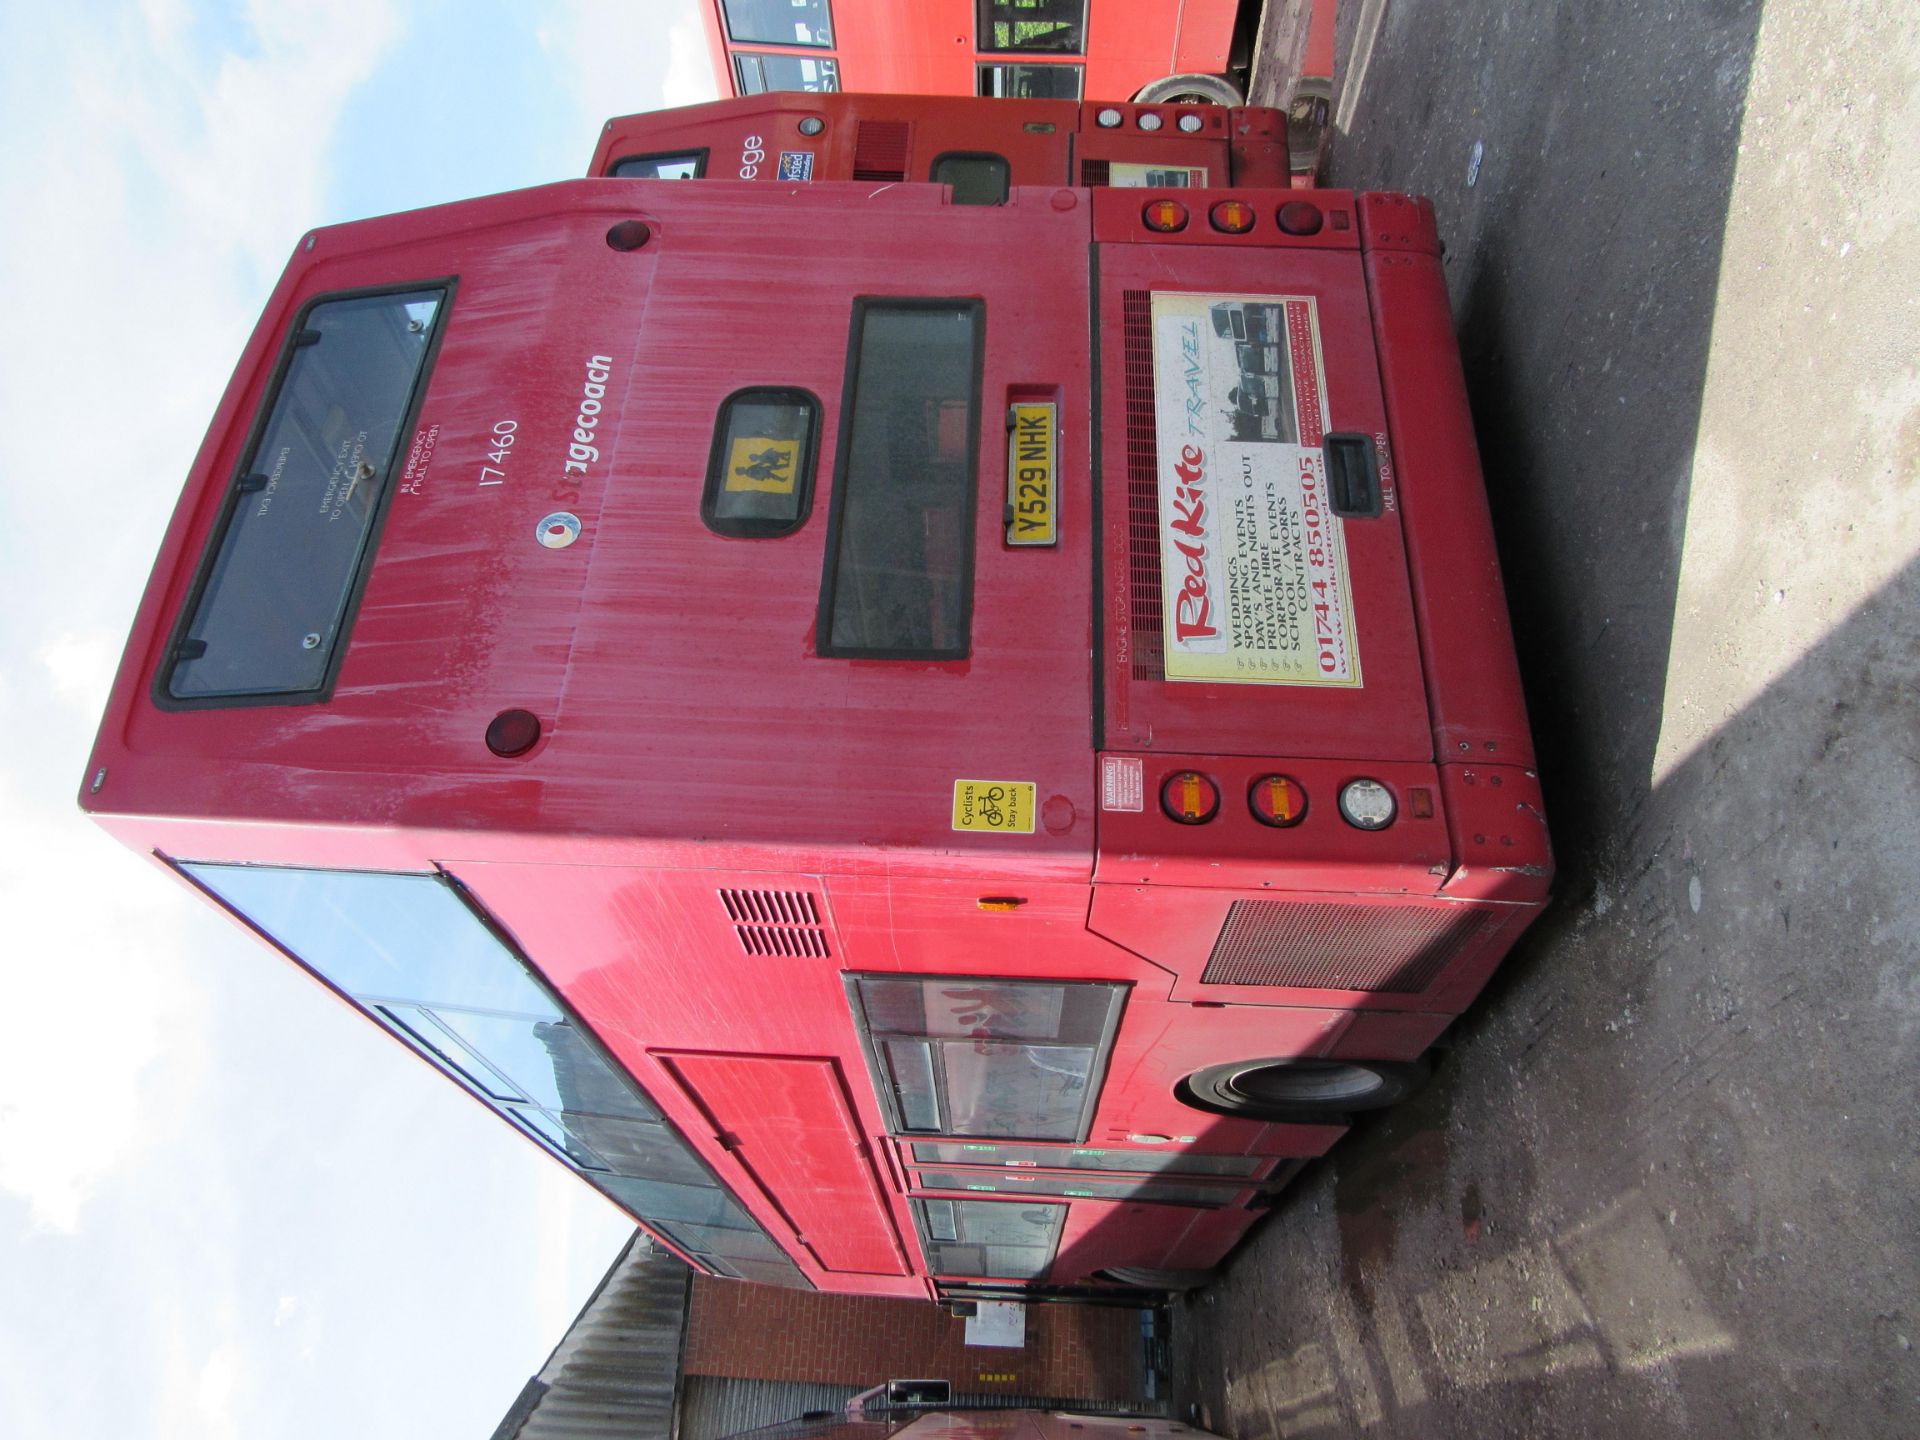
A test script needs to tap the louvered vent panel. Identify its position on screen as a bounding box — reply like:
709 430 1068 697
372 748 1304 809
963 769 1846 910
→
851 121 910 181
718 889 830 958
1202 901 1493 994
1080 159 1111 186
1121 288 1165 680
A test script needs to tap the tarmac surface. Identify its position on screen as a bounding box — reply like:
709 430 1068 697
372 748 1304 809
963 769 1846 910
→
1173 2 1920 1435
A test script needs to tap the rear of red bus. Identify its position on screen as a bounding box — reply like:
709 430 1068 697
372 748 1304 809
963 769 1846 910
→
83 173 1548 1300
591 91 1301 190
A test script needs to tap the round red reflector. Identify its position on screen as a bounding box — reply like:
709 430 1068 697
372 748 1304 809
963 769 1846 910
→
1160 770 1220 824
1209 199 1256 234
1143 199 1189 233
1249 774 1307 828
605 220 652 251
1276 201 1324 236
486 708 542 757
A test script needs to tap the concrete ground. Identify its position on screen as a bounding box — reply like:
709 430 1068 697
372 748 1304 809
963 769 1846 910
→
1174 1 1919 1435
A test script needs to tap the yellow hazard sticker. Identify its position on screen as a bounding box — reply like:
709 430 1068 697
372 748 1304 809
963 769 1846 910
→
952 779 1036 834
724 436 800 494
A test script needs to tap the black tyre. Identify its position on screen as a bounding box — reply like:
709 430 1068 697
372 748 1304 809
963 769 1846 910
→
1177 1056 1429 1119
1132 73 1244 106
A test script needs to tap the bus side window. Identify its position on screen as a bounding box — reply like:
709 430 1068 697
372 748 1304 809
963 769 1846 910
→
701 388 821 538
977 0 1087 54
930 153 1011 206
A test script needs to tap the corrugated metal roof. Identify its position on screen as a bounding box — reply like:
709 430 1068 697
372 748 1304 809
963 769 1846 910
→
678 1376 862 1440
491 1232 691 1440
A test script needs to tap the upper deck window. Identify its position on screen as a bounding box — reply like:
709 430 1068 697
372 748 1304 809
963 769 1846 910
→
817 300 982 659
734 52 841 95
181 863 808 1287
848 975 1124 1142
976 62 1082 99
610 151 706 179
723 0 833 47
977 0 1086 54
163 287 446 705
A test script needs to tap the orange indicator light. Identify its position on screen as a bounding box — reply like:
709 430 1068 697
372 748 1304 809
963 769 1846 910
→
1160 769 1219 824
1209 199 1256 234
1249 774 1307 828
1143 199 1189 233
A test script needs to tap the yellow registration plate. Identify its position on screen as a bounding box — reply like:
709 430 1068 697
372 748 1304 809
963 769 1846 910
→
1004 402 1057 547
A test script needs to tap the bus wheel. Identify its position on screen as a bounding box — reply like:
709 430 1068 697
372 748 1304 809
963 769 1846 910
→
1100 1266 1218 1294
1132 73 1244 107
1177 1056 1430 1119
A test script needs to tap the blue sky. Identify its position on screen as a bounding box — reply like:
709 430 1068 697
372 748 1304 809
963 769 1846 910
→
0 4 711 1436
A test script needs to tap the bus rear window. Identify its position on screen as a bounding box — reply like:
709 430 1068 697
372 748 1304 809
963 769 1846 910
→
610 151 705 179
930 153 1010 206
163 287 446 703
817 300 982 659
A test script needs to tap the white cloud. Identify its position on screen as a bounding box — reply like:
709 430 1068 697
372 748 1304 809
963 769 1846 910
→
0 0 408 1237
663 13 720 108
537 0 717 146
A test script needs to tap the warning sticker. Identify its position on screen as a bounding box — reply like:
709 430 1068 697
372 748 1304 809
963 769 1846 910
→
1149 292 1362 687
723 435 799 494
952 780 1036 834
1100 756 1144 813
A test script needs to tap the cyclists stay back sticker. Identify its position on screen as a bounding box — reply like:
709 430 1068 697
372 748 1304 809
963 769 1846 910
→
952 780 1036 834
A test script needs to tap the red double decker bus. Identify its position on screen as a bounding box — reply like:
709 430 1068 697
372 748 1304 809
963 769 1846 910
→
697 0 1333 109
84 140 1549 1300
591 90 1307 193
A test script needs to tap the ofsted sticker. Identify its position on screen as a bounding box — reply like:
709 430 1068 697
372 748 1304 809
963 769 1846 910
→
1101 756 1144 812
952 780 1036 834
778 151 815 181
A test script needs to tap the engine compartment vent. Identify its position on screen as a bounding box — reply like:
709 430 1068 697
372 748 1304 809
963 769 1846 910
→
1122 288 1165 680
852 121 910 181
719 889 830 958
1202 901 1494 994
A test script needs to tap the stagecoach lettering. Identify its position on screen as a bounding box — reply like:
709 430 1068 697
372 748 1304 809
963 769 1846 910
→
556 356 615 499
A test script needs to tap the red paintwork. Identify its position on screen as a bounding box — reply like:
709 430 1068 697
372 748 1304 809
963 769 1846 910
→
589 92 1298 188
697 0 1248 102
84 165 1549 1298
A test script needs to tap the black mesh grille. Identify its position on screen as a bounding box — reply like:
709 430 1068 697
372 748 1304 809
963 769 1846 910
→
1202 901 1494 994
1081 159 1111 186
1121 288 1164 681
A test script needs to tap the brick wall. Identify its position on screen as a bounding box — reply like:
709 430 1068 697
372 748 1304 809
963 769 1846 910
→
683 1277 1146 1402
